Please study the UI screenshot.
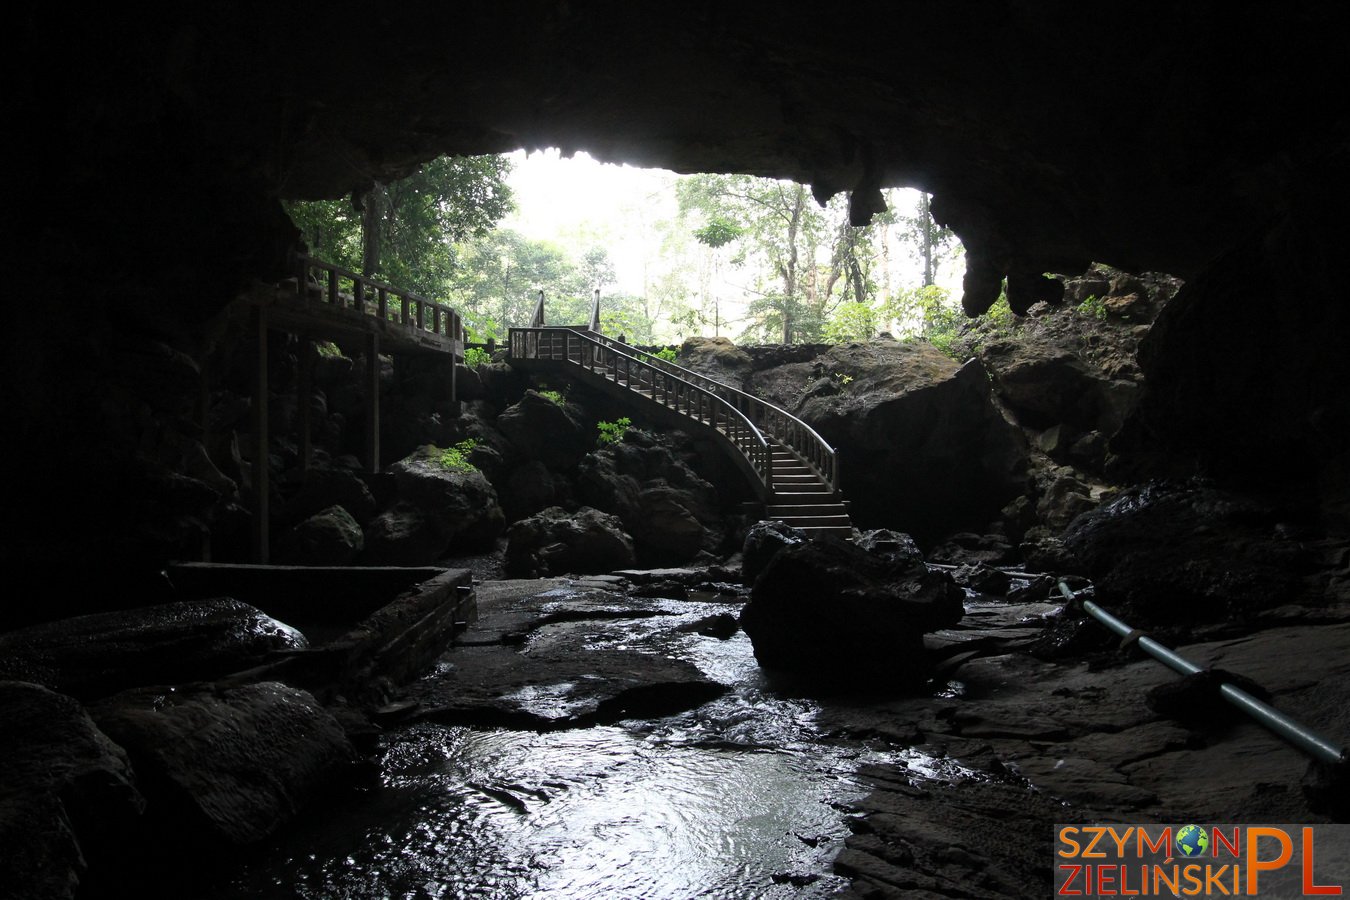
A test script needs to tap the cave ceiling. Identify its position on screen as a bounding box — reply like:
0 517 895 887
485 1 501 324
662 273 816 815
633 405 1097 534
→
24 3 1350 313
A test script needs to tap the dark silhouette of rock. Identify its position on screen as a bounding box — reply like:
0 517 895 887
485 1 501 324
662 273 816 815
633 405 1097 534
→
751 341 1028 544
496 390 592 472
504 506 636 577
740 538 964 687
575 433 723 566
279 467 377 528
90 681 357 844
1061 480 1317 626
273 504 364 566
0 600 308 701
361 445 505 565
854 529 924 565
0 681 144 900
501 459 569 522
741 520 808 586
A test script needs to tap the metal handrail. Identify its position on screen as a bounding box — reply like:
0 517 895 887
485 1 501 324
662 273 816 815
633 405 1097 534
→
584 331 839 493
508 327 772 490
295 254 463 341
1057 580 1346 768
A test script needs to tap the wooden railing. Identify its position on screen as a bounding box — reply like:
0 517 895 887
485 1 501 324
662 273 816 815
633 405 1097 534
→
586 332 839 493
509 327 772 491
295 254 463 342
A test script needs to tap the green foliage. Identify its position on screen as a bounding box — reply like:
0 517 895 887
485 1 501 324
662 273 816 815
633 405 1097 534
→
314 340 343 358
822 300 879 343
835 372 854 385
463 347 490 369
651 347 678 363
285 154 514 299
1077 294 1109 320
596 417 631 446
437 439 480 473
539 389 566 405
692 216 744 248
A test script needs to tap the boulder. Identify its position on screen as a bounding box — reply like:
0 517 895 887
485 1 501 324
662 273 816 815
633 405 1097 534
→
630 485 715 565
495 390 592 471
854 528 924 565
740 538 964 687
0 681 144 900
981 343 1108 430
677 336 754 388
0 600 308 701
504 506 636 577
761 341 1028 544
360 445 505 565
279 466 378 528
273 504 364 566
501 459 568 521
741 519 808 585
90 681 357 844
1061 480 1315 627
575 434 723 565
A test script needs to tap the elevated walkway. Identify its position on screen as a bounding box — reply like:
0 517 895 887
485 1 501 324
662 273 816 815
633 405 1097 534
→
508 325 851 539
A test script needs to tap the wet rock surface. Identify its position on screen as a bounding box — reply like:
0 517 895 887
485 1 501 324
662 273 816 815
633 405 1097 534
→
0 681 143 900
825 583 1350 898
401 579 728 729
89 681 358 845
0 600 308 701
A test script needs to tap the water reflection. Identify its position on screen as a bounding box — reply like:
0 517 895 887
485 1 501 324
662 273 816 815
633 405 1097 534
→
210 595 923 899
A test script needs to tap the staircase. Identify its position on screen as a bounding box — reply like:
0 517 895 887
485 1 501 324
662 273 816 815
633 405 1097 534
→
765 443 853 539
508 326 851 539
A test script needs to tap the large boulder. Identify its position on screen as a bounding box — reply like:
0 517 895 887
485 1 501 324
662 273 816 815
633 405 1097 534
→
740 538 964 688
575 432 724 565
0 681 144 900
0 600 308 701
677 336 754 388
278 467 377 528
1061 480 1320 627
753 341 1028 544
273 504 364 566
90 681 357 844
361 445 506 565
495 390 592 472
504 506 636 577
741 519 809 586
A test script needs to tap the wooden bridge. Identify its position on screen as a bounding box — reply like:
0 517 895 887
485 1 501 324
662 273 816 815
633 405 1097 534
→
241 263 850 561
507 292 852 539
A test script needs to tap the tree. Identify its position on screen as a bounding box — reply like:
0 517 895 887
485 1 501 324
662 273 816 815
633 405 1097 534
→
678 174 829 344
286 154 514 298
895 192 958 287
446 229 581 335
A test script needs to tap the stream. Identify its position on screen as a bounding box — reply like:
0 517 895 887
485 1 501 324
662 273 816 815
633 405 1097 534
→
201 589 967 899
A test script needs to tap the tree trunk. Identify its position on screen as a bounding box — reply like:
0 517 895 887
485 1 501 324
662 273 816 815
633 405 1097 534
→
920 192 934 287
361 182 385 277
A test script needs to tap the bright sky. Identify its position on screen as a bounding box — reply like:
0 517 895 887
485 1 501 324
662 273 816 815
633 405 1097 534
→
502 148 965 337
503 148 680 295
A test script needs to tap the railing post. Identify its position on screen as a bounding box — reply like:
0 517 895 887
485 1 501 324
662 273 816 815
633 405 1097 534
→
378 287 388 321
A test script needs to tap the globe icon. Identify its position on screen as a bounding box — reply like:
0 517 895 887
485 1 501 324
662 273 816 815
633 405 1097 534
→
1176 824 1209 858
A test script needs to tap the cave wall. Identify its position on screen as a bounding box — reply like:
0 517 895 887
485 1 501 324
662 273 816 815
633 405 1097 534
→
9 4 1350 594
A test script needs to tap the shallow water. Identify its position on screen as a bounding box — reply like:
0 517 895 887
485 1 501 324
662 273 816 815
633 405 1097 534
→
206 594 938 899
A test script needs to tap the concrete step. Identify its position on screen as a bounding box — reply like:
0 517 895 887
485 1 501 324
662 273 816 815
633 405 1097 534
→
773 515 853 528
793 525 855 540
766 504 850 517
773 481 830 492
